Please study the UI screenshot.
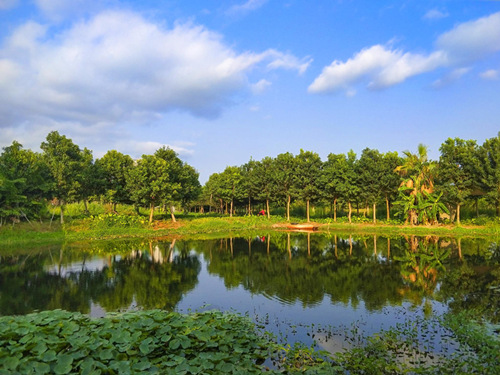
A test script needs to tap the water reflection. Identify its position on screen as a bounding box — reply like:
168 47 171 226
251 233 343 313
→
0 234 498 324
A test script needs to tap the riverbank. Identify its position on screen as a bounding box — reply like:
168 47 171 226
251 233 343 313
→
1 215 500 248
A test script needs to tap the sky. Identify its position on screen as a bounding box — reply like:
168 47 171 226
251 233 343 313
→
1 0 499 183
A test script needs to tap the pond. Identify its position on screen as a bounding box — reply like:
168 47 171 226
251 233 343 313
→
1 232 499 354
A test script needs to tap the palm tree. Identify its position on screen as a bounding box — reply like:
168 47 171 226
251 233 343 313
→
394 144 447 224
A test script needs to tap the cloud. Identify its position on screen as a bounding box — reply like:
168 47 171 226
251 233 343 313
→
480 69 499 80
436 12 500 63
308 45 445 94
251 79 271 94
309 11 500 95
0 0 18 10
432 67 470 88
0 10 308 129
116 140 195 158
423 9 449 20
226 0 268 16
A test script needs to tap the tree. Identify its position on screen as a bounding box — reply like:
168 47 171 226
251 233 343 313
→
240 158 260 216
0 141 52 223
357 148 383 223
40 131 87 224
322 153 346 222
218 166 242 217
96 150 134 211
394 144 447 225
254 157 274 219
477 133 500 216
292 150 322 222
126 154 170 223
438 138 480 224
274 152 296 221
336 151 360 223
379 152 401 221
154 147 183 222
179 164 201 214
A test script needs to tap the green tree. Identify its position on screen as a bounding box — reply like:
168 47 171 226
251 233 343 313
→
126 154 171 223
379 152 401 221
40 131 87 224
322 153 346 222
394 144 446 225
0 141 52 223
477 132 500 216
179 164 202 214
357 148 383 223
154 147 183 222
293 150 322 222
336 150 359 223
240 158 259 215
438 138 480 223
218 166 242 217
254 157 274 219
273 152 296 221
96 150 134 211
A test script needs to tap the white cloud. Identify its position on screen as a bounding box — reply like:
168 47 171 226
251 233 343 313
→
308 45 445 93
309 11 500 95
226 0 268 16
432 67 470 88
0 0 18 10
251 79 271 94
480 69 499 80
117 140 195 158
423 9 449 20
0 10 307 129
436 12 500 63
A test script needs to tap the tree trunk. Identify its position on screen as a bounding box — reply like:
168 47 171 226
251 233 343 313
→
333 198 337 222
266 199 270 219
230 199 233 217
286 195 291 221
83 200 89 214
373 203 376 224
348 201 352 223
170 205 176 222
386 194 390 221
248 197 251 216
456 203 460 225
306 199 310 222
475 197 479 218
113 202 117 212
149 203 154 223
60 202 64 224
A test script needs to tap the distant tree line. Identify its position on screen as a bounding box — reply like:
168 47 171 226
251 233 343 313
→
0 131 201 225
1 131 500 226
200 133 500 225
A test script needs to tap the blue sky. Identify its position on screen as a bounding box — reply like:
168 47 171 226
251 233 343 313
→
1 1 499 183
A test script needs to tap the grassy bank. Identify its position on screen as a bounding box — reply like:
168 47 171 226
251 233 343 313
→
1 214 500 249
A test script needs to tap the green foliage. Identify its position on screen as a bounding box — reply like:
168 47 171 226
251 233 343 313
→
0 309 273 374
85 213 150 229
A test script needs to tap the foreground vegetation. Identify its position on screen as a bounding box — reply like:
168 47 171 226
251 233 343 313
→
0 308 498 374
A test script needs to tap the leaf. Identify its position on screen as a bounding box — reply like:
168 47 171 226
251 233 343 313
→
168 338 181 350
53 354 73 375
32 361 51 374
99 348 114 361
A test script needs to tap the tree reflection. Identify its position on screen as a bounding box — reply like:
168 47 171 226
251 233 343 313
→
0 240 200 315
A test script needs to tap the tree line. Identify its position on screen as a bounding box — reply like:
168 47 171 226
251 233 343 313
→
201 133 500 225
0 131 201 225
1 131 499 226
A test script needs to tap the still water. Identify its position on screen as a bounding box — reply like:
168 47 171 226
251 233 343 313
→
1 232 499 352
